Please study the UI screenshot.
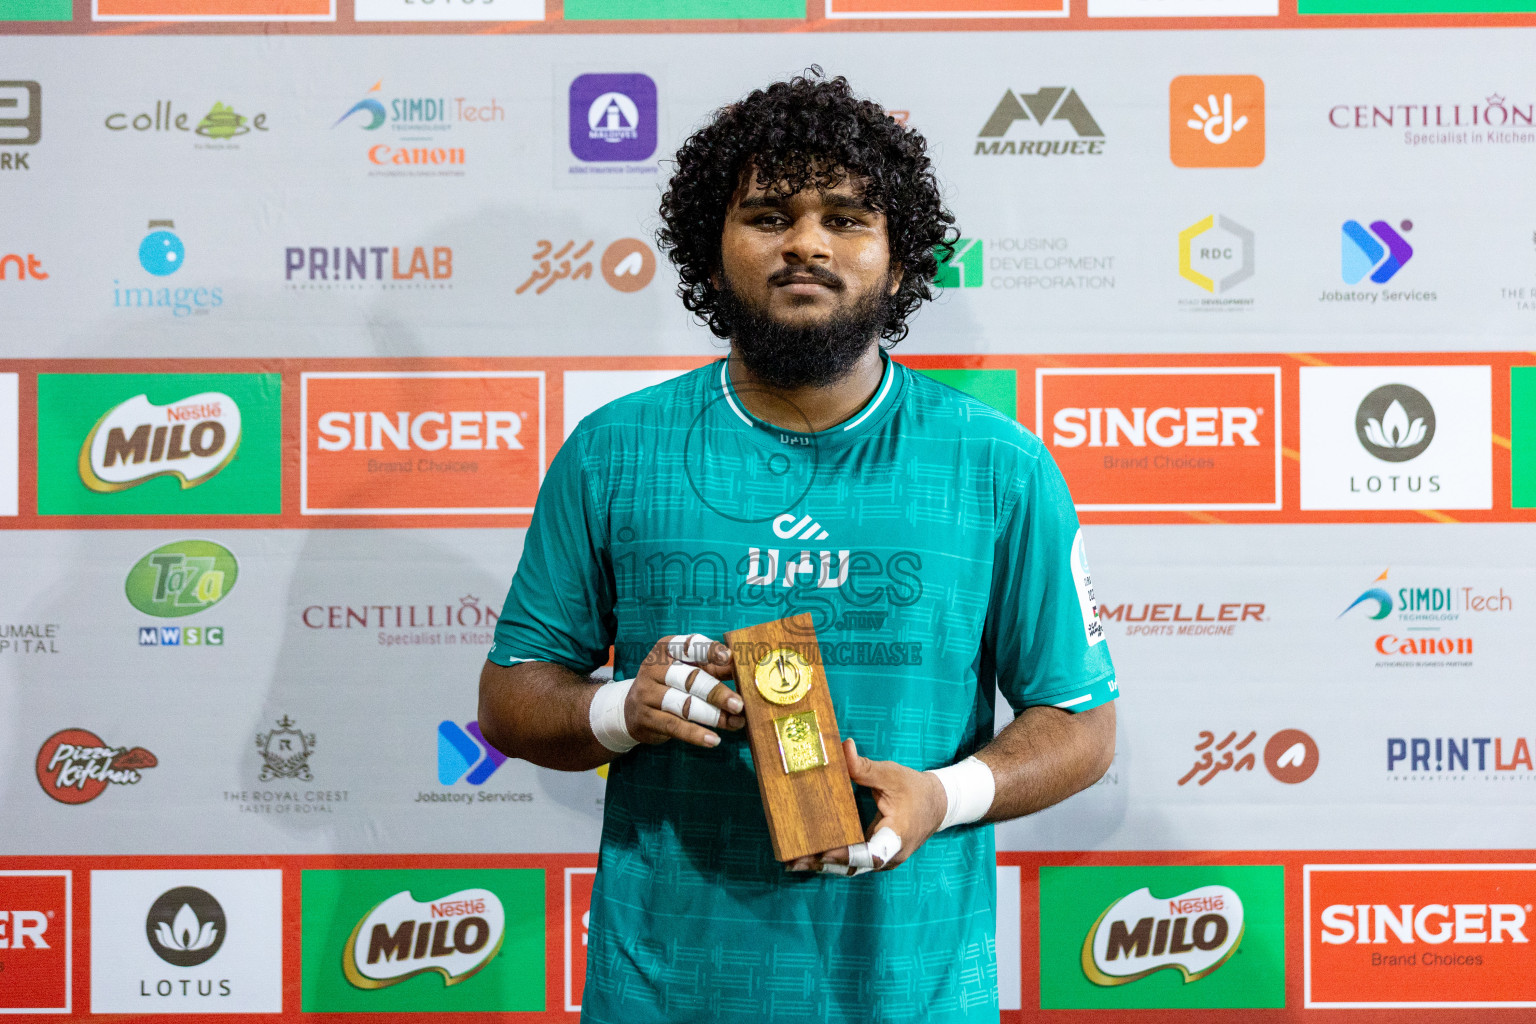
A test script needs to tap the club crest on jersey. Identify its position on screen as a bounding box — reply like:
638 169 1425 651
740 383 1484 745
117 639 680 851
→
745 513 848 589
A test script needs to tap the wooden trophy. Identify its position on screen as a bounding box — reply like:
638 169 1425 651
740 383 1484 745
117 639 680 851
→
724 613 865 862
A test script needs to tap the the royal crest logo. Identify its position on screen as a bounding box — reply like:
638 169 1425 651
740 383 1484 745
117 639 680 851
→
79 392 241 493
35 728 157 805
1082 884 1244 986
342 888 505 989
256 716 315 781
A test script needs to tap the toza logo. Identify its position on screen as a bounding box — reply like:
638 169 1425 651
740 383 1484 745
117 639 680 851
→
145 886 226 968
1355 384 1434 462
80 390 241 493
976 87 1105 156
125 539 238 618
1083 885 1244 986
342 888 505 989
255 716 315 782
437 721 506 786
1342 219 1414 284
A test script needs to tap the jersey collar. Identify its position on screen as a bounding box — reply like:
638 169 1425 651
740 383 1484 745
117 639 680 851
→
716 351 904 451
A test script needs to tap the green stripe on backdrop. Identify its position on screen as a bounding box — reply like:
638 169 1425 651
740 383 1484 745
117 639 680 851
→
0 0 72 19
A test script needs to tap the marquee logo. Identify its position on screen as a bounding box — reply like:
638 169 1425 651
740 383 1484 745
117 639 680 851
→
125 540 238 617
569 73 656 163
976 87 1105 156
1355 383 1434 462
1170 76 1264 167
1342 219 1413 284
301 372 545 515
1037 367 1281 510
35 728 157 804
0 871 70 1013
79 391 240 493
343 888 505 989
145 886 225 968
1083 884 1244 985
934 238 982 288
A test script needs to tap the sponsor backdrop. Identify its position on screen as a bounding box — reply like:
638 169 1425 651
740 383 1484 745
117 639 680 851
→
2 4 1535 1020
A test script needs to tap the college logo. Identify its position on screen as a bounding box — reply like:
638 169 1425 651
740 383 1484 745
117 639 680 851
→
1299 366 1491 510
568 73 656 163
0 871 70 1013
1177 215 1254 309
1306 865 1536 1007
1178 728 1319 785
1169 76 1264 167
934 238 982 288
438 721 506 786
302 869 544 1011
284 245 453 289
81 391 239 493
103 100 269 145
518 238 656 295
1343 219 1413 284
301 372 544 515
35 728 157 804
146 887 225 967
0 81 41 171
256 716 315 782
126 540 238 618
976 87 1105 156
1040 865 1284 1009
1037 368 1281 510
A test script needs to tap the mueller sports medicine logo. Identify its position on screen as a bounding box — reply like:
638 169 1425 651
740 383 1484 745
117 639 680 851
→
1038 368 1281 510
1306 865 1536 1008
1083 885 1244 985
35 728 157 804
0 871 70 1013
976 87 1105 156
1328 94 1536 147
301 372 545 515
0 81 41 171
343 888 505 989
1103 600 1265 638
284 245 453 290
80 391 240 493
1170 76 1264 168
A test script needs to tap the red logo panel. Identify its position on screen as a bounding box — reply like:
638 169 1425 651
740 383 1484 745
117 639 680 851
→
0 872 70 1013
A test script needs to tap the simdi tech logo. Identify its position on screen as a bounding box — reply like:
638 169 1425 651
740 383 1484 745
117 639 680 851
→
1040 864 1285 1009
301 372 545 515
0 871 71 1014
36 373 281 516
975 87 1105 156
1339 566 1510 668
1169 76 1264 168
1037 367 1281 510
1298 365 1491 510
332 80 503 176
89 869 282 1013
301 868 544 1012
35 728 157 804
1305 865 1536 1008
0 81 41 171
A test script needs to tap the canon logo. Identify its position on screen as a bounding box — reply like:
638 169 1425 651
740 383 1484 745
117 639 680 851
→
1320 903 1528 945
316 411 522 453
1051 406 1260 449
0 909 50 948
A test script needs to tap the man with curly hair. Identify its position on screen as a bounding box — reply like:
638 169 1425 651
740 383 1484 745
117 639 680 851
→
480 72 1116 1023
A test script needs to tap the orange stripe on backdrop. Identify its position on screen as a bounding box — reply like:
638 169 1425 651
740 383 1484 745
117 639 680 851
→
95 0 329 13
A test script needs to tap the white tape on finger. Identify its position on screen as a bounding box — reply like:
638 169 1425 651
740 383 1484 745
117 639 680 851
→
687 673 721 702
663 662 697 691
666 633 716 664
819 863 865 877
867 827 901 866
661 687 689 718
847 843 874 870
685 700 721 727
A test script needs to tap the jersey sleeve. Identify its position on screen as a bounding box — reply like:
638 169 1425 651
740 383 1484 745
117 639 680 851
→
487 427 616 673
987 446 1117 715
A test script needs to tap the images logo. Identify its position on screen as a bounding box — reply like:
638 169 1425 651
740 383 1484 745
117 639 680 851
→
976 87 1105 156
568 73 657 163
0 871 70 1013
145 887 225 968
139 221 183 276
1355 383 1434 461
1169 76 1264 167
35 728 156 804
125 540 238 618
256 716 315 782
1178 215 1253 294
438 721 506 786
1342 219 1413 284
113 219 224 317
1083 884 1244 984
934 238 982 288
0 81 41 171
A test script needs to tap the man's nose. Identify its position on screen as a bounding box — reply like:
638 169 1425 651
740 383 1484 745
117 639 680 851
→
780 214 832 263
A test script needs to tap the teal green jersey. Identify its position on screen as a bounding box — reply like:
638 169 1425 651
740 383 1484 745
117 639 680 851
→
490 356 1116 1024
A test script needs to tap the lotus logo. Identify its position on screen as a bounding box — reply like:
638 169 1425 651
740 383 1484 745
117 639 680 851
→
1354 384 1434 463
80 392 241 492
146 886 226 967
343 888 504 990
1082 884 1244 986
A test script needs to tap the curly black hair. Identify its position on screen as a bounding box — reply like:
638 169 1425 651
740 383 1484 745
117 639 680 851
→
657 70 957 346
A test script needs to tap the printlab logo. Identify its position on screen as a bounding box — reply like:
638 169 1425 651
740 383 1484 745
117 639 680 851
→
1169 76 1264 167
517 238 656 294
0 81 41 172
1355 383 1434 462
1178 728 1318 786
1387 734 1534 778
284 245 453 290
568 73 657 164
1342 219 1413 284
934 238 982 288
146 887 225 968
1178 215 1254 308
256 716 315 781
113 219 225 317
104 100 269 147
35 728 157 804
975 87 1106 156
438 721 506 786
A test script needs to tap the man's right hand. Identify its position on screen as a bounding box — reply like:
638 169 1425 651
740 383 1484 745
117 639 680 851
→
624 634 745 748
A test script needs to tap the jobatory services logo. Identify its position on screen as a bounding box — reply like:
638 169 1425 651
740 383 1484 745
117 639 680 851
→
35 728 157 804
127 539 237 649
284 244 453 289
0 871 70 1013
300 372 545 515
1305 865 1536 1007
437 721 506 786
1178 728 1319 786
1324 219 1434 304
1299 365 1491 510
331 80 503 176
1327 94 1536 147
516 238 657 295
1037 367 1281 510
89 869 283 1013
975 87 1105 156
934 238 982 288
113 219 225 317
36 372 282 516
1040 865 1285 1009
1338 567 1511 669
1 250 46 280
1169 76 1264 167
103 99 269 149
1178 215 1254 310
0 81 41 171
301 869 544 1012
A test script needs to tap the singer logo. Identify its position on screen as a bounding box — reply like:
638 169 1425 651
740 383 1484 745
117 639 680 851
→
301 372 545 515
1306 865 1536 1008
79 392 240 493
1036 368 1281 510
0 872 70 1013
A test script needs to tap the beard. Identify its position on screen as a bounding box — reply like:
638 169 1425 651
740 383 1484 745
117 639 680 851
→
717 271 894 390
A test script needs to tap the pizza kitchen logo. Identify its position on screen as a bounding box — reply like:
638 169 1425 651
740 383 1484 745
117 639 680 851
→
35 728 157 804
1083 884 1244 986
80 391 240 493
343 888 505 989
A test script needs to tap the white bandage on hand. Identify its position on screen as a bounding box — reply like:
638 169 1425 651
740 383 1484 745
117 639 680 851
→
824 825 902 876
926 755 996 831
660 680 720 727
664 661 723 703
666 633 717 665
588 679 637 754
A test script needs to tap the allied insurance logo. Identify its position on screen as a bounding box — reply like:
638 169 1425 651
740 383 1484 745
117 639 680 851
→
1041 865 1285 1009
1306 865 1536 1008
300 372 545 516
35 728 157 804
1169 76 1264 168
975 86 1105 157
0 871 71 1014
568 73 656 164
1037 367 1281 510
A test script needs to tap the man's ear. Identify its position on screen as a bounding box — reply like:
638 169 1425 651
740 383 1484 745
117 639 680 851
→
887 262 904 296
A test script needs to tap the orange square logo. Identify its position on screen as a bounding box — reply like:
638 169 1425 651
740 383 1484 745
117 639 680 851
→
1170 75 1265 168
1036 367 1281 510
301 372 545 515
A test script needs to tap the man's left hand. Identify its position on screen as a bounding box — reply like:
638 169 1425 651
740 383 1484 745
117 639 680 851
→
788 738 948 876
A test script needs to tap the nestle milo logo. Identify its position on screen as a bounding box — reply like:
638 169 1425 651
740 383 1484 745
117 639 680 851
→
342 888 505 990
1083 884 1244 986
125 540 238 617
79 391 241 493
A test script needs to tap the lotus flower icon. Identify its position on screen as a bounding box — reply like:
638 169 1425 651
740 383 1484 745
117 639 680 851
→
1362 399 1427 450
1354 384 1435 463
156 902 219 953
145 886 226 967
